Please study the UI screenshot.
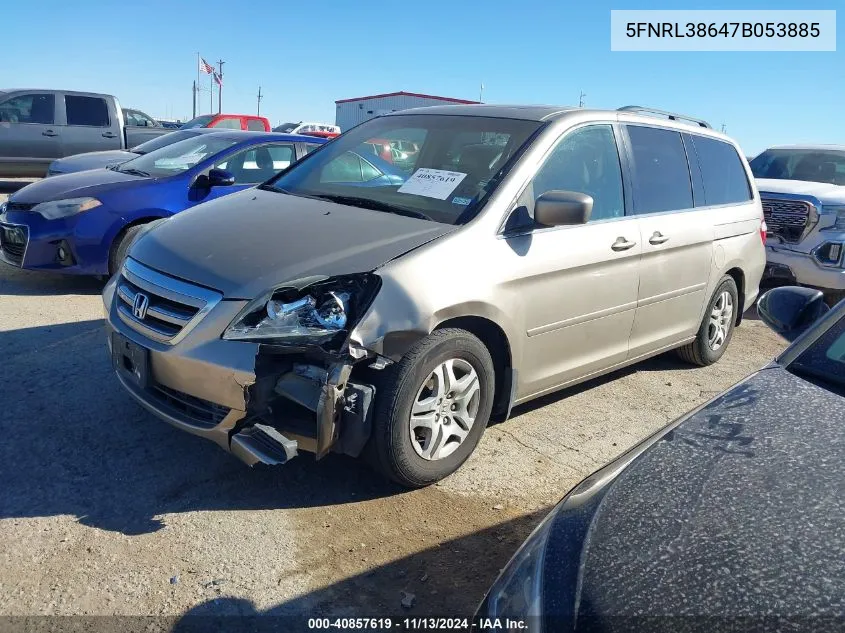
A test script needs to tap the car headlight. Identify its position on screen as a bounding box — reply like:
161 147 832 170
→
32 197 101 220
823 205 845 231
478 510 556 631
222 274 380 345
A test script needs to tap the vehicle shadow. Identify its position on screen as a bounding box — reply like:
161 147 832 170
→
171 510 548 632
0 266 105 296
0 320 410 536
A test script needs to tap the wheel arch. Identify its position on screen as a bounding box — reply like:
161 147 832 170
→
723 266 746 325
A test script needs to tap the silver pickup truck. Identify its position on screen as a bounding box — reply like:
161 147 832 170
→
0 89 171 177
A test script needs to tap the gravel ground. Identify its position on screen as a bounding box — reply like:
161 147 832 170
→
0 180 787 625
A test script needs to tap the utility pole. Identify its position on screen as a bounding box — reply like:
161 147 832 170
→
579 91 586 108
257 86 263 116
479 82 484 103
216 59 225 114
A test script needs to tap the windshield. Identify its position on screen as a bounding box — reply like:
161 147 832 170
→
750 149 845 186
274 122 300 133
266 114 543 225
117 135 239 178
788 311 845 394
129 130 200 154
180 115 215 129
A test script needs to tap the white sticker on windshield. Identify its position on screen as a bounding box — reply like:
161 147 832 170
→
397 168 467 200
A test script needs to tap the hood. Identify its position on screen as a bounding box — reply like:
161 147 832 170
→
544 367 845 620
10 168 145 204
130 188 457 298
756 178 845 204
49 150 138 174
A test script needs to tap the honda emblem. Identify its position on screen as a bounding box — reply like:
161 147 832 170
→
132 292 150 320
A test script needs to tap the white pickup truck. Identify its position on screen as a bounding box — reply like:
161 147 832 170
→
751 144 845 305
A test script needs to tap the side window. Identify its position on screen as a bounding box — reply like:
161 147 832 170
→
303 143 321 154
246 119 265 131
0 94 55 124
626 125 693 214
66 95 110 127
220 144 294 184
123 111 138 126
690 135 752 206
136 112 155 127
360 157 382 181
531 125 625 222
212 118 242 129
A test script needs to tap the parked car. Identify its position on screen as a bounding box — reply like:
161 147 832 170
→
0 89 172 177
46 128 221 177
158 120 183 129
273 122 341 137
0 131 323 275
475 285 843 631
180 113 270 132
100 104 765 487
122 108 162 129
751 145 845 305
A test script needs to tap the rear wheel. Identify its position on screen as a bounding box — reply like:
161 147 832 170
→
677 276 738 367
367 328 495 488
108 224 145 276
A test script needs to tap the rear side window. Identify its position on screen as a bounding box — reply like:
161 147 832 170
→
0 93 55 124
690 135 752 205
66 95 110 127
626 125 693 214
212 118 242 129
303 143 321 154
246 119 265 131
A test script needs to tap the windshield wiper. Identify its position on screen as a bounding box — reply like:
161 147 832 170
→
312 194 434 221
118 167 151 177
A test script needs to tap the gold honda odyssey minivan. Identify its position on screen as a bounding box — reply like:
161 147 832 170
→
103 104 766 487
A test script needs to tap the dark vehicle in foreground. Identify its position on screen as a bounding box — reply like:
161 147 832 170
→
476 286 844 631
0 89 171 177
101 104 763 487
46 128 220 177
0 132 323 275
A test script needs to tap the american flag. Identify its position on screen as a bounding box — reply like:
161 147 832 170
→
199 57 214 74
213 71 223 87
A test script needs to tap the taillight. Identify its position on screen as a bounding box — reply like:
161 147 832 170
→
760 219 768 245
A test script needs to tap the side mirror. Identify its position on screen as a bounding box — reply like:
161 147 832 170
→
757 286 829 342
534 190 593 227
207 168 235 187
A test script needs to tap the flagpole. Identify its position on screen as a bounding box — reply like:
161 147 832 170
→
209 71 213 113
196 52 201 115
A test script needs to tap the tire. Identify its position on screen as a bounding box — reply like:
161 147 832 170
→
677 275 739 367
367 328 495 488
109 224 145 276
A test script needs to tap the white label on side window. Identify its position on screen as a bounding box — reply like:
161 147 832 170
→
398 168 467 200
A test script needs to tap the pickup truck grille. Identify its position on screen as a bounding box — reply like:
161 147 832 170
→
116 258 221 345
761 198 812 243
0 224 28 266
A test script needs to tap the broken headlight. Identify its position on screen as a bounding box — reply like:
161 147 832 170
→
222 275 380 345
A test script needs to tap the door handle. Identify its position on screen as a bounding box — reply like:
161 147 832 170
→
102 132 118 138
611 236 637 251
42 130 58 137
649 231 670 245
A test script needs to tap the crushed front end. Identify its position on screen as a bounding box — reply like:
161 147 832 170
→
104 257 388 468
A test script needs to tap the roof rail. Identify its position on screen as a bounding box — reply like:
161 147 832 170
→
617 105 711 129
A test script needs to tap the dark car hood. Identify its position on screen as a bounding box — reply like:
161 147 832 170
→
543 366 845 622
130 188 457 298
11 168 145 203
50 150 138 174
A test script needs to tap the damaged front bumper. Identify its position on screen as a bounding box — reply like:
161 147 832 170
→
103 268 384 469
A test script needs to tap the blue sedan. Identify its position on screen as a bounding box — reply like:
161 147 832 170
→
0 131 324 276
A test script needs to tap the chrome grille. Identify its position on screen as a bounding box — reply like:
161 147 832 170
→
116 258 221 345
761 198 812 243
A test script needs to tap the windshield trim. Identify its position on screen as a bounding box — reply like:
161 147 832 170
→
264 113 548 226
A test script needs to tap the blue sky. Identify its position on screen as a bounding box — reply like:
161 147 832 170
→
1 0 841 154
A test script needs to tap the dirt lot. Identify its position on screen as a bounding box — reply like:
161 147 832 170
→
0 180 786 625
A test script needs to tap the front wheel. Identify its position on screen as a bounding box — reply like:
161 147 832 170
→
367 328 495 488
108 224 145 276
677 275 739 367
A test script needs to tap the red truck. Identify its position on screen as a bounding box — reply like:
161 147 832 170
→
180 113 271 131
